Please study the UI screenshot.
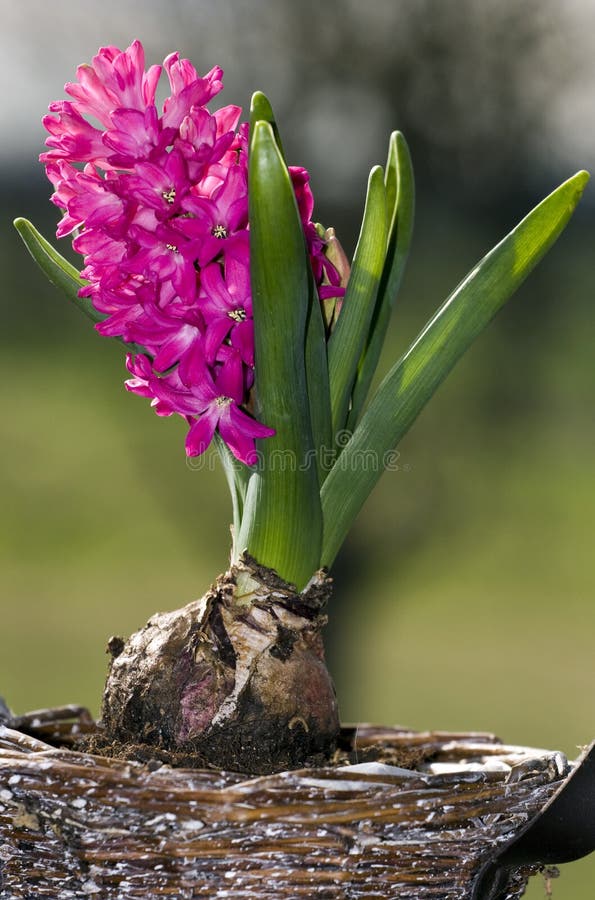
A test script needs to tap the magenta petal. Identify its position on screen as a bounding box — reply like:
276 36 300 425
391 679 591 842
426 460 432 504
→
215 351 244 403
95 306 143 337
232 407 276 441
153 325 198 372
177 340 211 389
223 256 251 299
217 407 255 465
149 377 203 417
185 408 218 457
289 166 315 222
197 235 227 268
200 261 229 307
143 64 162 107
103 108 157 159
171 256 198 299
213 166 247 216
204 316 233 363
218 405 275 466
230 319 254 366
223 230 250 265
214 105 242 135
226 195 249 233
318 284 346 300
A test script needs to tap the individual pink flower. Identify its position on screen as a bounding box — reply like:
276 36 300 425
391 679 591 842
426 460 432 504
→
42 101 111 166
121 221 200 299
102 106 173 167
65 42 162 125
178 165 249 266
162 55 224 130
200 259 253 365
120 149 189 217
175 105 242 181
127 305 205 382
149 351 273 464
125 353 179 417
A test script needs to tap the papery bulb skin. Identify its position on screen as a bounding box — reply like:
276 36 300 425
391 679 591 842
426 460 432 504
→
101 556 340 773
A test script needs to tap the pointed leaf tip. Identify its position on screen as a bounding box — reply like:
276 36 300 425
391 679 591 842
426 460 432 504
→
561 169 589 203
250 93 285 160
14 217 142 353
13 216 98 318
573 170 590 199
250 91 273 117
557 170 589 209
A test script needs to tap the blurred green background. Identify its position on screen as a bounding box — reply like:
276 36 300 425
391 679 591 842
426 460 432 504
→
2 0 594 894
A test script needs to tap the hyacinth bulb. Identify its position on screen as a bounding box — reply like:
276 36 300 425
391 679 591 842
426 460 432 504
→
101 555 339 773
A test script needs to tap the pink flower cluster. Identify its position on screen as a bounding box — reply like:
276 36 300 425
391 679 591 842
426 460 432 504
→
41 41 346 465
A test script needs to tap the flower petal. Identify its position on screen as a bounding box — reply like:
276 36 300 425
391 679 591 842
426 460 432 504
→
218 404 275 466
185 407 219 456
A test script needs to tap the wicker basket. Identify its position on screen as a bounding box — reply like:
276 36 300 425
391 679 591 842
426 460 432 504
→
2 706 593 899
0 707 592 900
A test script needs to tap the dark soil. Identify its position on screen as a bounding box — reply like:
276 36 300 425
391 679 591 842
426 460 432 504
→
77 727 428 773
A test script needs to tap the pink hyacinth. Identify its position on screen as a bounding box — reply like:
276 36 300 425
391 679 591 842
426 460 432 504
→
41 40 347 465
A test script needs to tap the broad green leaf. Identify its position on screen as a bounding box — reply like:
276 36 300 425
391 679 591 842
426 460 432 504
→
237 120 322 589
13 217 100 323
347 132 415 431
250 91 332 486
321 170 589 568
327 166 388 439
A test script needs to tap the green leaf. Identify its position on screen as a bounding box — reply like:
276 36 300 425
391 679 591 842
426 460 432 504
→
347 132 415 431
13 217 100 323
250 91 286 160
214 434 251 564
320 170 590 568
384 130 400 222
250 90 333 486
237 120 322 589
14 217 143 353
327 166 388 440
305 273 333 485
